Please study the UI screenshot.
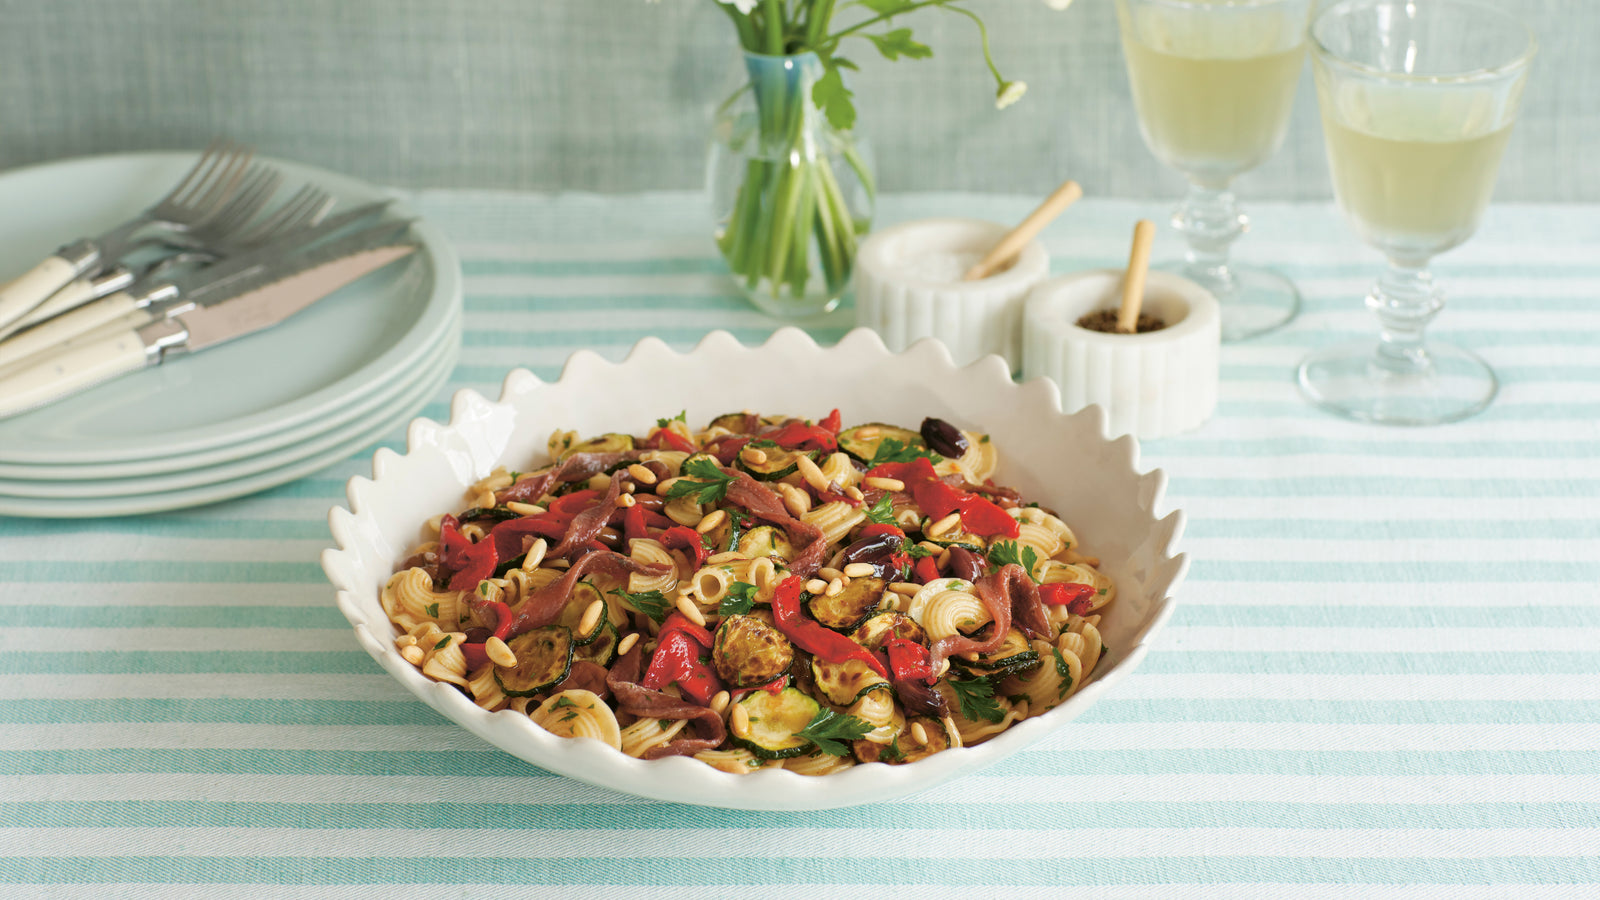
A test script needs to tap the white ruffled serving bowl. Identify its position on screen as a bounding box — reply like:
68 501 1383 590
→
322 327 1187 811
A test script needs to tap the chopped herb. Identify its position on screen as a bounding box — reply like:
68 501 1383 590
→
987 541 1040 581
560 711 579 722
553 696 577 709
746 757 763 768
746 438 780 450
797 707 873 756
665 458 736 504
612 588 673 624
881 737 905 762
1025 502 1041 509
948 674 1005 724
905 543 935 559
433 637 451 651
718 581 759 616
979 434 991 443
656 410 687 428
868 438 941 468
862 493 896 526
477 583 489 596
424 602 439 618
1097 587 1108 596
1051 647 1074 699
508 471 522 482
659 719 673 729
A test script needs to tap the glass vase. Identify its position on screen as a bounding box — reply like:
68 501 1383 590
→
708 51 875 319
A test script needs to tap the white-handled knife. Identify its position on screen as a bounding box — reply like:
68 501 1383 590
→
0 233 417 420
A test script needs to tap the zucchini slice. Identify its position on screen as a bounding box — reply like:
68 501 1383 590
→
807 576 886 631
920 525 988 553
811 656 891 706
558 432 634 462
850 611 929 652
950 627 1040 680
494 626 574 697
736 525 793 561
898 716 951 764
735 443 814 481
713 614 794 688
839 423 926 465
572 620 619 667
709 411 757 434
555 582 608 646
730 687 822 760
456 506 522 525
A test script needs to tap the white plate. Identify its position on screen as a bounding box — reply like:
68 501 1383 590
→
0 315 458 500
0 339 455 519
323 327 1188 811
0 152 461 465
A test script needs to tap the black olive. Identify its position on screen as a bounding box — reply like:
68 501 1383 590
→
920 417 969 458
841 531 903 566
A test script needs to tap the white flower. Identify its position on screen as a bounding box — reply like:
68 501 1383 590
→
995 81 1027 109
716 0 760 13
1043 0 1074 9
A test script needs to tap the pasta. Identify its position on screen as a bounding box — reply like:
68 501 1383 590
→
385 410 1117 775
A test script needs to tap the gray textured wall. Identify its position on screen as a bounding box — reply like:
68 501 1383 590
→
2 0 1593 200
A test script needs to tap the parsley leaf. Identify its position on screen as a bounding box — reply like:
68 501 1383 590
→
553 696 577 709
948 674 1005 724
433 637 451 651
862 493 896 526
424 602 439 618
612 588 673 624
881 737 905 763
987 541 1040 581
1051 646 1074 700
718 581 759 616
868 438 941 468
904 543 935 559
656 410 687 428
798 707 873 756
665 458 735 504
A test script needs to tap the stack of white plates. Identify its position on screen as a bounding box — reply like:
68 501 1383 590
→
0 153 462 518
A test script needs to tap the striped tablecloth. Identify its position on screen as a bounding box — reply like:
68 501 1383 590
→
3 192 1597 897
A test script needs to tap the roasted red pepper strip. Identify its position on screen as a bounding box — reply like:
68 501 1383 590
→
885 636 935 685
660 525 710 568
1039 582 1098 615
819 408 842 434
446 536 498 591
912 556 942 585
645 427 698 454
438 515 471 556
548 490 600 517
488 515 571 560
640 612 721 705
864 456 938 484
770 576 888 678
460 600 515 670
763 421 838 453
621 503 649 545
869 455 1019 539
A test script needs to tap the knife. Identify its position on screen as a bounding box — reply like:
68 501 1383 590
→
0 226 418 420
0 199 393 370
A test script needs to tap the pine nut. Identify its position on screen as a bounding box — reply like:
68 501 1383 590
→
742 446 769 465
729 702 751 738
825 578 844 597
400 645 425 665
779 482 812 518
485 636 517 667
616 493 637 508
695 509 728 534
864 477 905 492
911 722 929 745
927 512 962 537
627 463 657 485
710 690 731 715
842 562 875 579
522 538 549 570
655 476 684 496
804 578 828 595
578 599 604 636
505 501 545 516
817 567 843 581
588 473 611 491
474 489 497 510
795 454 831 493
616 632 640 657
889 582 922 595
845 485 864 501
675 594 707 627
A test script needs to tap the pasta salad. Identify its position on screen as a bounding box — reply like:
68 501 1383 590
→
382 410 1114 775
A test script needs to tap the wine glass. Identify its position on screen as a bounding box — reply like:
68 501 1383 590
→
1115 0 1314 341
1299 0 1535 425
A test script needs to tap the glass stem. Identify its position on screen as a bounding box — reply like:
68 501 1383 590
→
1172 181 1247 298
1367 258 1444 374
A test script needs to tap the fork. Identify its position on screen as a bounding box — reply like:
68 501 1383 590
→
0 162 285 342
0 138 252 333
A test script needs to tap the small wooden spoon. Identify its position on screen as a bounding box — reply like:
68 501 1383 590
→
1117 219 1157 334
962 179 1083 281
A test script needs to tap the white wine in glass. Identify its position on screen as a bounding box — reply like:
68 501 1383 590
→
1299 0 1535 425
1116 0 1313 341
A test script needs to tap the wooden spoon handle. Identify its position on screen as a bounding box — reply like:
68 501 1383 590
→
963 180 1083 281
1118 219 1157 334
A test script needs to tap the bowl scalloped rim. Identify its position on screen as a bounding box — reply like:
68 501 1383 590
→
323 326 1187 811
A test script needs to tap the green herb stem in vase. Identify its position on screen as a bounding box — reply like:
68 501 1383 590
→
701 0 1068 319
